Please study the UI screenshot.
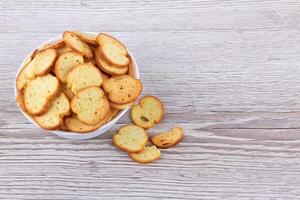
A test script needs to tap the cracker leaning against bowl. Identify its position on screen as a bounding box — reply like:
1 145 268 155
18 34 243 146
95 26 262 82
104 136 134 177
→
15 31 142 140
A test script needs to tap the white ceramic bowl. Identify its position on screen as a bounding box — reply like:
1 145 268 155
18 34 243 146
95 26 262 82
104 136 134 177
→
15 32 139 140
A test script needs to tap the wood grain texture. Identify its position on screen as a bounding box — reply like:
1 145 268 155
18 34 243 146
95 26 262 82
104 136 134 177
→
1 0 300 199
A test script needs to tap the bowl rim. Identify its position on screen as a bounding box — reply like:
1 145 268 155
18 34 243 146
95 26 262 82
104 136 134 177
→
14 32 139 140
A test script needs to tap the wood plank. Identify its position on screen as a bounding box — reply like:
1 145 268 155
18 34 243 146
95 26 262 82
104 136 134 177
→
1 0 300 199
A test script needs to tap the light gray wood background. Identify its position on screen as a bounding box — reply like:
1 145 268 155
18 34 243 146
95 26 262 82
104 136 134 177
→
0 0 300 199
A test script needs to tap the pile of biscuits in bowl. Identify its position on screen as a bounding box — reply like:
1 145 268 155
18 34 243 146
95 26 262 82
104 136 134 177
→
16 31 142 133
15 31 183 164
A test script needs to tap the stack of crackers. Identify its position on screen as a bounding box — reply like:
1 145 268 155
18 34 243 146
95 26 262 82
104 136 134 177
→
16 31 142 132
113 96 184 164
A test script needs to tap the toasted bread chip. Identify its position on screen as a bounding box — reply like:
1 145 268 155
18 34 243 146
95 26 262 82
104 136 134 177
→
16 93 27 113
103 75 142 104
97 108 118 124
24 74 60 116
113 125 148 153
37 39 65 53
129 146 160 164
60 84 75 100
65 108 118 133
94 48 128 76
110 101 135 110
31 40 65 59
55 52 84 83
34 93 70 130
74 31 98 45
66 63 102 94
24 48 57 79
131 96 164 129
56 45 73 56
96 33 130 67
151 127 183 149
63 31 93 58
16 59 32 90
71 86 110 125
64 117 98 133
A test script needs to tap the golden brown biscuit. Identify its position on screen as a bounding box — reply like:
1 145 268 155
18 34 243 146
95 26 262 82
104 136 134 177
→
74 31 98 45
65 108 118 133
56 45 73 56
131 96 164 129
16 59 31 91
103 75 142 104
113 125 148 153
129 146 161 164
66 63 102 94
151 127 183 149
63 31 93 58
34 93 71 130
71 86 110 125
94 48 128 76
24 48 57 79
36 39 65 53
55 51 84 83
24 74 60 116
96 33 129 67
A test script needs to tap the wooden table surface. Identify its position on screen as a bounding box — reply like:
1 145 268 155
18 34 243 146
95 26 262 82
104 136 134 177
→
1 0 300 199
